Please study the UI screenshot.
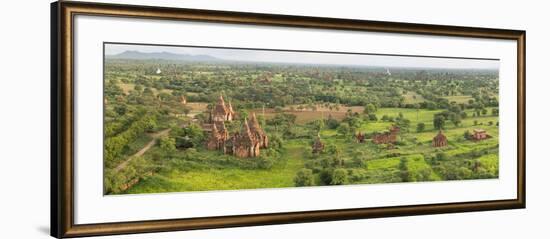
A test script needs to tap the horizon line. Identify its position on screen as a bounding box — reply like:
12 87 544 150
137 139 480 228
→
104 42 500 70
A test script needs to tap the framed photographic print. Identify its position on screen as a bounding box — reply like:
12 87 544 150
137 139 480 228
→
51 1 526 238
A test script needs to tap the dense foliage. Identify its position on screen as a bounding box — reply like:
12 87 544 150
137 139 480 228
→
103 58 499 194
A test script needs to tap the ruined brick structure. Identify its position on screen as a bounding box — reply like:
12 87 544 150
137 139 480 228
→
372 125 400 144
356 132 366 143
248 113 268 148
432 130 448 147
231 120 261 158
471 129 490 141
312 135 325 154
179 95 187 105
206 122 229 151
210 95 235 122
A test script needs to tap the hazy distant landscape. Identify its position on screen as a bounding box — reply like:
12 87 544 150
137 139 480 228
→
103 44 500 195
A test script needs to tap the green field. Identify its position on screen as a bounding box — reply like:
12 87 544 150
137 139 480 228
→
125 106 499 194
127 140 306 193
442 95 474 104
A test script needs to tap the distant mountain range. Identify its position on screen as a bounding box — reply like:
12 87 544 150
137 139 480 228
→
106 50 221 61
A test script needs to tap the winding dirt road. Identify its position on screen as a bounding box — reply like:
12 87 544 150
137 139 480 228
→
114 128 171 172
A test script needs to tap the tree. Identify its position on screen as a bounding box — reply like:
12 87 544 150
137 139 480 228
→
269 134 284 149
435 152 448 161
133 84 143 92
114 105 127 116
417 168 433 181
238 109 249 120
399 157 408 171
311 119 325 132
257 155 274 169
426 101 437 110
399 157 410 182
416 122 425 132
433 115 446 130
158 92 172 102
159 136 176 155
352 150 366 167
337 123 351 137
364 103 377 114
368 114 378 121
331 168 348 185
143 87 154 95
481 108 488 116
182 107 191 116
325 116 340 129
326 144 342 157
451 113 461 127
463 130 471 140
294 168 314 186
184 123 205 146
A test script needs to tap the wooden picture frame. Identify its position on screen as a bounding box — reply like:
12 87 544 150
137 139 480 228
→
51 1 525 238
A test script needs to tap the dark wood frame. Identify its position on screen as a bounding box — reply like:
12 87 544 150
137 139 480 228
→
51 1 526 238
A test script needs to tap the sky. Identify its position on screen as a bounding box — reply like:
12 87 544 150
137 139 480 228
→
105 43 499 70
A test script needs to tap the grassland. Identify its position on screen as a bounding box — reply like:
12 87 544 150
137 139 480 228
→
442 95 474 104
126 105 499 194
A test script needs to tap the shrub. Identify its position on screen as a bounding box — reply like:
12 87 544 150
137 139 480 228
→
294 168 314 186
319 169 333 185
435 152 448 161
348 169 367 182
368 114 378 121
416 122 425 132
325 117 340 129
257 156 274 169
331 168 348 185
463 130 471 140
159 136 176 155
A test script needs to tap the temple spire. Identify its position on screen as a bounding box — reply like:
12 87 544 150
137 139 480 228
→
228 101 234 114
218 94 225 105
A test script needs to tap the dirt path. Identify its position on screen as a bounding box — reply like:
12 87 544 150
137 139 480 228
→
114 128 171 172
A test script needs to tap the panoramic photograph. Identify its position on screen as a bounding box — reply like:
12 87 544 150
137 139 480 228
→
103 43 500 195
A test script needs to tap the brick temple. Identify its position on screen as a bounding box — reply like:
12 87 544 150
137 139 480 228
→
372 125 400 144
205 95 268 158
312 134 325 154
432 130 448 147
355 132 366 143
471 129 491 141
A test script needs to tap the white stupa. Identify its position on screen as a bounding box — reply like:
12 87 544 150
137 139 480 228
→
386 68 391 76
156 68 162 74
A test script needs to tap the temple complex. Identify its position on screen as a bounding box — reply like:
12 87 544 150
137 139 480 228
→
204 95 267 158
432 130 448 147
